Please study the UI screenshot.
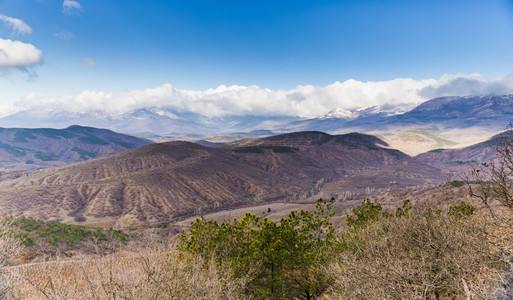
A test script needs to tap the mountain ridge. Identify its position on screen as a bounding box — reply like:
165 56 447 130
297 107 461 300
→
0 125 152 170
2 95 512 138
0 132 411 226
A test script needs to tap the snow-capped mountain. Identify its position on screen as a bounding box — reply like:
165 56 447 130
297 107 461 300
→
0 106 300 135
283 95 513 135
1 95 512 137
320 108 360 120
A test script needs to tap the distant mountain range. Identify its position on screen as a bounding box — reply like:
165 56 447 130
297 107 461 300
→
286 94 513 134
0 107 300 136
0 125 152 170
1 95 512 138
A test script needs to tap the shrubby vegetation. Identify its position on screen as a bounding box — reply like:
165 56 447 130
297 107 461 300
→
0 219 20 298
6 216 133 247
9 250 247 300
177 198 511 299
2 199 513 299
329 200 508 299
179 198 335 299
448 180 465 187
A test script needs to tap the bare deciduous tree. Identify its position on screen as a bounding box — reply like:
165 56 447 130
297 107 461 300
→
465 126 513 218
0 219 21 298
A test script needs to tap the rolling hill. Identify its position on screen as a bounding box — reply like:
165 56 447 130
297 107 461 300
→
415 132 501 167
0 125 152 170
380 130 458 156
0 131 413 226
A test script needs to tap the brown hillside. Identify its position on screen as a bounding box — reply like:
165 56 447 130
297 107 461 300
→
415 133 500 167
0 132 413 226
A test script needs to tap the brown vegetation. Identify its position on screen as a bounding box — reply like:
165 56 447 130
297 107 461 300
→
2 192 513 299
0 132 415 226
3 130 513 298
327 207 509 299
7 250 247 299
0 220 21 298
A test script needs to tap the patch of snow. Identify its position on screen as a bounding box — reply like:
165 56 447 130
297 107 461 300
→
321 108 359 120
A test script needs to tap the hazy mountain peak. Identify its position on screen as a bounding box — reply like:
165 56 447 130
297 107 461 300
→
2 94 513 137
411 94 513 113
321 108 359 120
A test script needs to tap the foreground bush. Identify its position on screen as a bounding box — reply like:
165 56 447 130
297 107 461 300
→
179 198 336 299
327 201 510 299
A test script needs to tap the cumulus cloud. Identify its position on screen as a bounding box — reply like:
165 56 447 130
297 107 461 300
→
14 73 513 118
0 38 44 73
54 31 75 40
83 58 96 67
0 102 19 118
63 0 82 15
419 73 513 98
0 14 32 36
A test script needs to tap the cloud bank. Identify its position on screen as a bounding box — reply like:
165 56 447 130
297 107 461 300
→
0 14 32 36
14 73 513 118
0 38 44 72
419 74 513 98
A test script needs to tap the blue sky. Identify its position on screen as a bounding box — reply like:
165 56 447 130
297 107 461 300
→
0 0 513 117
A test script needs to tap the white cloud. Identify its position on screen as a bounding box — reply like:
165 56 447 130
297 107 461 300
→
83 58 96 67
0 16 42 76
0 102 19 118
63 0 82 15
0 38 43 73
54 31 75 40
14 73 513 118
419 73 513 98
0 14 32 36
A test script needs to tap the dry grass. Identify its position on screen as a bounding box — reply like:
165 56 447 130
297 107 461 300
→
7 249 247 299
176 202 314 225
0 219 21 298
325 211 512 299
